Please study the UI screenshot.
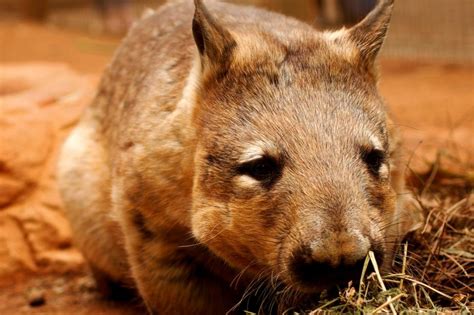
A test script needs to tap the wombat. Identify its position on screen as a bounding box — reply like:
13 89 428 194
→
58 0 417 313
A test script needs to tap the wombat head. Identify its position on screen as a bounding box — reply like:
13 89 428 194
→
190 0 398 293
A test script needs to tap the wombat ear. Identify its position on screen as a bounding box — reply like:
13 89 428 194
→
192 0 235 66
348 0 394 67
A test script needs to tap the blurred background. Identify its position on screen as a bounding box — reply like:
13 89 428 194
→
1 0 473 68
0 1 472 313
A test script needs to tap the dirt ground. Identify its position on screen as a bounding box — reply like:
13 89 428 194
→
0 269 146 315
0 20 472 314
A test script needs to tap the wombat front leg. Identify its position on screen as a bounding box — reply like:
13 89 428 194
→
123 210 238 315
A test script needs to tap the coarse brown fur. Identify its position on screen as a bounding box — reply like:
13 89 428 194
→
57 0 419 313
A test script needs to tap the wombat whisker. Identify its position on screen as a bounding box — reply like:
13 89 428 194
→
230 260 258 289
258 283 276 314
229 270 266 314
265 270 279 303
240 270 267 302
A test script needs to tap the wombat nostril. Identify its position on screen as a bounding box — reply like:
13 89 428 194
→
290 256 365 289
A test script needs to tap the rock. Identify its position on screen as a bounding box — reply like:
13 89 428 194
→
26 287 46 307
0 118 51 208
0 176 27 209
0 62 97 276
36 249 85 272
0 215 37 273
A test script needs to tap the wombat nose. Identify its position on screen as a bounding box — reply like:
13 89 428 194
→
288 244 383 290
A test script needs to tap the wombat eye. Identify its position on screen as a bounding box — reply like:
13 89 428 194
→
362 149 385 175
237 156 280 182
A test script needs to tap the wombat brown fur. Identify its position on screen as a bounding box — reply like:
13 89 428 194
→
57 0 419 313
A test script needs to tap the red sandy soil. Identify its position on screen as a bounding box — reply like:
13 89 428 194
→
0 21 472 314
0 269 146 315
